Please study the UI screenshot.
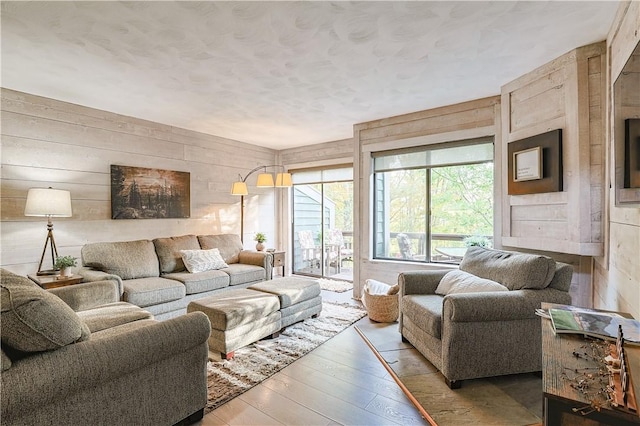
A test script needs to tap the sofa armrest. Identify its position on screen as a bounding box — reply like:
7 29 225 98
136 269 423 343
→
48 280 119 312
238 250 273 279
398 270 449 295
1 312 211 419
77 267 123 296
444 288 572 322
238 250 269 267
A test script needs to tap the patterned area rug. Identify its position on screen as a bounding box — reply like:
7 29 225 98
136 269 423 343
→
317 278 353 293
205 300 366 413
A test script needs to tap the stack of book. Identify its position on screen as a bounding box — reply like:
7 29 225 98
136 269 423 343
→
547 305 640 345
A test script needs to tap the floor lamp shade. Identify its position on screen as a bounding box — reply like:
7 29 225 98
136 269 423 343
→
230 181 248 196
256 173 275 187
24 187 72 275
229 165 292 243
275 172 292 187
24 188 73 217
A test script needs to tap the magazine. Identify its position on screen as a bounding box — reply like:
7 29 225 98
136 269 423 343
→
549 307 640 345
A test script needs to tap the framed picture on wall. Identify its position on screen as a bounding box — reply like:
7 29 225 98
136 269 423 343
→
110 165 190 219
625 119 640 189
507 129 563 195
513 146 542 182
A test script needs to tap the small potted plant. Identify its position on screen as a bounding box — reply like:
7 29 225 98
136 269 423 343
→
54 255 77 278
254 232 267 251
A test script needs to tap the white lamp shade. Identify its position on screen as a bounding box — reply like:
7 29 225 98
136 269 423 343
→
24 188 72 217
230 181 248 196
275 172 292 187
256 173 275 187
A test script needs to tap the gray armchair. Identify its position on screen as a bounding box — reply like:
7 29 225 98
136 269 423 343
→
398 246 573 388
1 270 211 425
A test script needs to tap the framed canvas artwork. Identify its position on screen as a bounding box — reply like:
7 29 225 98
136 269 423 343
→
111 165 190 219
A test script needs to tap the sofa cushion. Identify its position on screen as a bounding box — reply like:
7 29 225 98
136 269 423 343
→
82 240 160 280
459 246 556 290
222 263 266 285
122 277 186 308
249 277 321 308
153 235 200 273
188 288 280 331
197 234 243 264
89 318 159 341
435 270 508 296
162 269 230 295
0 269 90 352
76 302 153 333
180 248 229 273
402 294 443 339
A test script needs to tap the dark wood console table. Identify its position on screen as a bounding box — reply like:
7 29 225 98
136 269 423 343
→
542 303 640 425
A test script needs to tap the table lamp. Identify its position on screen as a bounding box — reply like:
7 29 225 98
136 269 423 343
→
24 187 73 275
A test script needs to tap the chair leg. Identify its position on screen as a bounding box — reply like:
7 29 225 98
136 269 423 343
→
445 378 461 389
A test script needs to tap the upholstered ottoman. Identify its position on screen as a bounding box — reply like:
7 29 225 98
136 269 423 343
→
249 276 322 328
187 288 281 359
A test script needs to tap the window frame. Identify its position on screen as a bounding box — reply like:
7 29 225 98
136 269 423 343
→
372 138 494 264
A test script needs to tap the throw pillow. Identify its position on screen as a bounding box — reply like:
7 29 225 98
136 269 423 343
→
0 269 90 353
180 248 229 273
435 269 509 296
459 246 556 290
153 235 200 273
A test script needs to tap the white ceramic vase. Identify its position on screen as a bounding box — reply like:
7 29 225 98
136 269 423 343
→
59 267 73 277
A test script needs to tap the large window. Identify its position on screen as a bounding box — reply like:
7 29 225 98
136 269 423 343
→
373 140 493 264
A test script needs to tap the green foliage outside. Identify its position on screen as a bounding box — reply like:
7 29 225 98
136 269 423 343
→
431 163 493 237
382 162 493 258
323 181 353 232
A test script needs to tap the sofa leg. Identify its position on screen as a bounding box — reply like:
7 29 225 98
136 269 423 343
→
401 334 409 343
266 331 280 339
173 408 204 426
446 378 461 389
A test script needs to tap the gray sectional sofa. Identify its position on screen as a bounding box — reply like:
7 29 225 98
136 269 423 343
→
79 234 272 320
1 269 211 425
399 246 573 388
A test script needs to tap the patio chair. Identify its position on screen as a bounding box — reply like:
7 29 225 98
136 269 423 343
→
297 230 320 271
326 229 353 273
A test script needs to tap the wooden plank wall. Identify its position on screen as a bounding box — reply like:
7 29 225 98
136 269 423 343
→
593 1 640 318
352 97 502 299
1 89 278 275
500 42 606 258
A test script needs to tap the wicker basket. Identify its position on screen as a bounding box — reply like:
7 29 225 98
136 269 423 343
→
362 288 399 323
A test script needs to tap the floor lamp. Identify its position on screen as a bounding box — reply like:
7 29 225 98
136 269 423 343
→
230 165 292 243
24 187 73 275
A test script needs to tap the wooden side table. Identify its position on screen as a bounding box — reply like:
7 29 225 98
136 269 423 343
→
269 251 285 278
542 303 640 425
28 274 83 289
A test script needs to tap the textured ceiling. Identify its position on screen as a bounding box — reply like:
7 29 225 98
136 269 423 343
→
1 1 620 149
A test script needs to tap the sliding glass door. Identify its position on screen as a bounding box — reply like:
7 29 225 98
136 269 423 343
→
292 167 353 281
